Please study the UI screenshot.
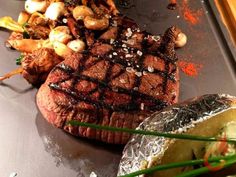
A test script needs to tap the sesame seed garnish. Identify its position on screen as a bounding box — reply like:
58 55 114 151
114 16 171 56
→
133 87 138 91
109 54 112 58
113 52 118 56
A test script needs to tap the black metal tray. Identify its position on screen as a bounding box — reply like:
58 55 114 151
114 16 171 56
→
0 0 235 177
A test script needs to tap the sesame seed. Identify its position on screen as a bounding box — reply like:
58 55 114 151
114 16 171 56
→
177 15 180 18
127 62 131 66
148 66 154 72
137 28 140 32
122 44 127 48
109 54 112 58
113 52 118 56
133 87 138 91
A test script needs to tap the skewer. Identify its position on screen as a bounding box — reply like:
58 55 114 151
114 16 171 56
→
0 67 23 82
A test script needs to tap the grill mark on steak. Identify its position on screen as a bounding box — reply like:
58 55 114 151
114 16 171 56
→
37 16 180 144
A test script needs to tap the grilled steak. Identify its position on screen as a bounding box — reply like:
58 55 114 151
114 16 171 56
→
37 16 180 144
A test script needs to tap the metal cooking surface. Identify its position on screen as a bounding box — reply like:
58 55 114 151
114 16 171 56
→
0 0 235 177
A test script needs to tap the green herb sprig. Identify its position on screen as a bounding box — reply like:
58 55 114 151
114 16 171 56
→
68 121 236 143
118 155 236 177
16 55 24 65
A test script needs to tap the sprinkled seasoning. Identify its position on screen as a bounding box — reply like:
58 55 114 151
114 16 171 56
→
125 54 133 58
181 0 203 25
110 38 115 44
109 54 112 58
135 72 142 77
148 66 154 72
113 52 118 56
140 103 145 110
137 50 143 56
178 60 203 77
126 28 133 37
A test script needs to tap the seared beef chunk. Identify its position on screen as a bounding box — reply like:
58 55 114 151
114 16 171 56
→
37 16 180 144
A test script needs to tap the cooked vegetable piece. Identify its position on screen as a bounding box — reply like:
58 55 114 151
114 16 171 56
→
25 0 48 14
0 16 24 32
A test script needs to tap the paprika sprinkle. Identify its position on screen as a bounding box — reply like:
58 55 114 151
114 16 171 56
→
181 0 203 25
178 60 203 77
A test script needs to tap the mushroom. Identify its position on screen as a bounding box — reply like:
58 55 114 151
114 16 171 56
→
45 2 65 20
17 11 30 25
84 16 109 30
7 39 52 53
25 0 48 14
67 39 86 52
49 26 72 44
72 5 94 21
53 41 73 57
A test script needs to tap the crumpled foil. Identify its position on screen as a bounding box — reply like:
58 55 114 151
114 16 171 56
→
117 94 236 176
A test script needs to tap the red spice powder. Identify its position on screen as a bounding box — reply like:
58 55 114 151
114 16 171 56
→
178 60 203 77
181 0 203 25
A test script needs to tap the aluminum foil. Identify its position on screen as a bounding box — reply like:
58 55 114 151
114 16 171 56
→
117 94 236 176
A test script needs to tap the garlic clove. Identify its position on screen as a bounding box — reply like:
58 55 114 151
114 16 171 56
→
67 39 86 52
175 32 187 48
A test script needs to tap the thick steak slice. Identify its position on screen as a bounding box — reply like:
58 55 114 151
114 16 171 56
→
37 16 180 144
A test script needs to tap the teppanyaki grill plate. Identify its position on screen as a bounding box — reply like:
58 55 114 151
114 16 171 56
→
0 0 235 177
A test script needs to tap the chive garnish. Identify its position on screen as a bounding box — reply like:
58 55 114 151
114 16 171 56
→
117 155 236 177
16 55 24 65
175 155 236 177
68 121 236 143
